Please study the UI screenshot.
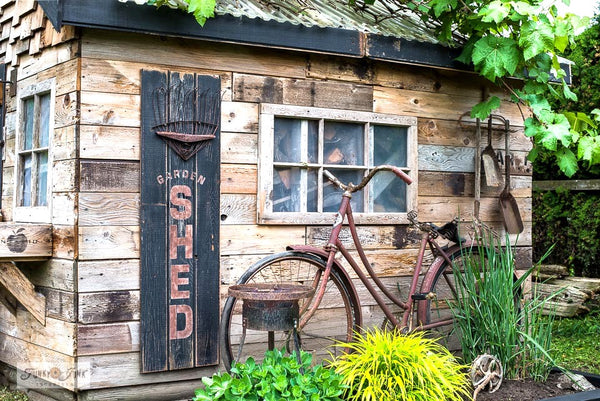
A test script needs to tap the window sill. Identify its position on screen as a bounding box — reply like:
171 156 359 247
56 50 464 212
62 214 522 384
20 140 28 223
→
0 222 53 261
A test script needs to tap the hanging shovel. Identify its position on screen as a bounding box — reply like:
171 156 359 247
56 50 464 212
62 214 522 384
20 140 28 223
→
482 118 502 187
498 120 523 234
474 118 482 221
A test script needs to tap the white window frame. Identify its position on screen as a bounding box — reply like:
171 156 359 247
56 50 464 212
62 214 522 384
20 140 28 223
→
14 78 55 223
258 104 418 225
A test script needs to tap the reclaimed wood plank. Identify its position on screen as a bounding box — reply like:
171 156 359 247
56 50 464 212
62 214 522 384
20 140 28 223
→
221 101 258 133
78 226 139 260
18 258 76 292
220 225 305 256
417 117 530 151
533 179 600 191
221 163 256 194
51 192 77 226
77 352 215 390
81 30 306 79
77 322 140 356
37 287 76 322
80 91 140 127
78 259 139 293
80 160 139 193
0 332 76 391
79 193 140 226
80 57 233 100
418 171 532 198
0 262 45 324
52 225 76 260
80 125 140 160
374 86 525 124
0 223 52 260
220 194 256 225
221 132 257 164
233 73 374 111
0 306 76 356
78 290 140 324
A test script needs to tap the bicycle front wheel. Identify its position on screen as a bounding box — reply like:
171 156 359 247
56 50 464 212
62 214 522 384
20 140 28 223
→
416 245 490 349
219 251 360 371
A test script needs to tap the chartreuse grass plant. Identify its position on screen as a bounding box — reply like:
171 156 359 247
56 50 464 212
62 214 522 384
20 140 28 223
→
449 226 557 380
193 348 345 401
330 329 471 401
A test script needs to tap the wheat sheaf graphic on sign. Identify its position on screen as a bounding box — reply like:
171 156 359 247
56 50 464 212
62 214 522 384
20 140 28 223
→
152 77 220 161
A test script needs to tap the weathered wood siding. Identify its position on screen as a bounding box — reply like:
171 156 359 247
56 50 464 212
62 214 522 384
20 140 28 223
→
0 1 79 397
0 1 532 398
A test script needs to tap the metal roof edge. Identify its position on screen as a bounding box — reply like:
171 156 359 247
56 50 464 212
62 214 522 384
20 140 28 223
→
48 0 474 71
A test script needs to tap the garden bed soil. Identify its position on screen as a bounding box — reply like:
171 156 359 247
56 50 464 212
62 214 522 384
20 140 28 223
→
475 372 600 401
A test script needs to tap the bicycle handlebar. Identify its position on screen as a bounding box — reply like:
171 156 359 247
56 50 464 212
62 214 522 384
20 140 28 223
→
323 165 412 193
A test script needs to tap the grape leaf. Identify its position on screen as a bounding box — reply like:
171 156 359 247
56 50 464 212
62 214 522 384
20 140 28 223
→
519 19 555 61
480 1 509 24
556 147 578 177
470 96 501 120
472 36 520 81
188 0 215 25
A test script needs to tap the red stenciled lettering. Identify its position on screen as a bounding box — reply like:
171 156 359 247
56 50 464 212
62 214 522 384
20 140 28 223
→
169 304 193 339
169 225 193 259
170 185 192 220
170 264 190 299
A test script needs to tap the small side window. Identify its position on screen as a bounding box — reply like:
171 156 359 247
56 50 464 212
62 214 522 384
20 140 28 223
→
14 80 54 223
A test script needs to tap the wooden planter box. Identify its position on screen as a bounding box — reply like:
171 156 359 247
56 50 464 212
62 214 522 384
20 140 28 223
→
0 223 52 261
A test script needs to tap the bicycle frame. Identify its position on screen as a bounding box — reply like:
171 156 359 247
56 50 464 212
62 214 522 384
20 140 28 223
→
297 189 468 333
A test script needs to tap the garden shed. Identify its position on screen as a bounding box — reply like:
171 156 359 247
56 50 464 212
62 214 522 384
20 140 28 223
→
0 0 536 400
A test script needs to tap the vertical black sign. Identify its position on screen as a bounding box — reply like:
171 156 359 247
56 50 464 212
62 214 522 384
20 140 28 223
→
140 70 220 372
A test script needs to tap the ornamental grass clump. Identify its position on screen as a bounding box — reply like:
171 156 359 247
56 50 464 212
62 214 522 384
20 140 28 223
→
330 329 471 401
449 225 557 381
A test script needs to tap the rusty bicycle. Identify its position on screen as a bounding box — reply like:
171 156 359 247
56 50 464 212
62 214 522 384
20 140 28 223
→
219 165 488 370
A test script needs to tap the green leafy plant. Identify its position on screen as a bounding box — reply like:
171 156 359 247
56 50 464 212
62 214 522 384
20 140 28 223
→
0 387 29 401
120 0 215 26
533 190 600 278
449 226 558 380
330 329 471 401
193 348 345 401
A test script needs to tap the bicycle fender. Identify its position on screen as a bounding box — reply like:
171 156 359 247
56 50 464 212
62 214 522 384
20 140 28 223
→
286 244 363 326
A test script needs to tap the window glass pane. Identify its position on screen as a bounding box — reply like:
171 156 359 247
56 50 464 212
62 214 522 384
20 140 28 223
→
307 120 318 163
274 118 302 163
323 169 364 213
23 98 34 150
306 169 318 212
324 122 364 166
36 152 48 206
273 167 302 212
39 93 51 148
370 170 407 213
22 155 32 207
373 125 407 167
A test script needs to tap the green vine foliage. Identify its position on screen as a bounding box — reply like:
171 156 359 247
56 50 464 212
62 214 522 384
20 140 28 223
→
419 0 599 177
533 190 600 277
143 0 215 25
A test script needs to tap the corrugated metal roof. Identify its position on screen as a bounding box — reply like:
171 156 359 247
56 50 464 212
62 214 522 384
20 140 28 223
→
118 0 441 44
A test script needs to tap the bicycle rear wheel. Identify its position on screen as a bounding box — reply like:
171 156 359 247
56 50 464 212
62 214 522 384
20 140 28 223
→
416 245 489 350
219 251 360 371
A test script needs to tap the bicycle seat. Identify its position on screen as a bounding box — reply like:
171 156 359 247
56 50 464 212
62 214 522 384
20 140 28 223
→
434 220 464 244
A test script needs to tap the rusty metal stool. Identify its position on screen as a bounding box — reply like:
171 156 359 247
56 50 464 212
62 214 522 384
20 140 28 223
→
228 283 315 367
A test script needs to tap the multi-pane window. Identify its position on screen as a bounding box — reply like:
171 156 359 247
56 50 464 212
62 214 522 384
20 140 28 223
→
15 80 53 222
258 104 418 225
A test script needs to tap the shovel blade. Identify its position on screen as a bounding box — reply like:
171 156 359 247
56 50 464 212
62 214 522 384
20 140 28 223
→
482 152 502 187
499 193 524 234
